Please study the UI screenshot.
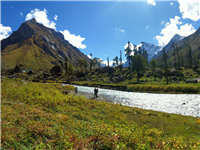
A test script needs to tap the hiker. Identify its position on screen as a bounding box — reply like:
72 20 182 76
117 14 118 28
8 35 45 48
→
75 87 78 94
94 88 98 98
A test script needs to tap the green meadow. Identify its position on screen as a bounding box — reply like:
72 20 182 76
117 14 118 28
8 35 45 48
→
1 78 200 149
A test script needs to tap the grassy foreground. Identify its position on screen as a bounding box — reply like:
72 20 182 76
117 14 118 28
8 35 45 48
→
1 79 200 149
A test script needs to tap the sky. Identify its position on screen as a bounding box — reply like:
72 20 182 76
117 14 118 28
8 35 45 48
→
1 0 200 65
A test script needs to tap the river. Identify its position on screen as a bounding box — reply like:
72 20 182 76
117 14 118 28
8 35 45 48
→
67 84 200 117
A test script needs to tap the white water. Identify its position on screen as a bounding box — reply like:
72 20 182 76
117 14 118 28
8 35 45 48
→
72 85 200 117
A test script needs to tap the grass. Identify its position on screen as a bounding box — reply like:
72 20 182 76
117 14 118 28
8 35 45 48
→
1 78 200 149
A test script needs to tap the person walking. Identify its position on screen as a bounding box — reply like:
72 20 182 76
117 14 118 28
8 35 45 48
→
75 87 78 94
94 88 98 98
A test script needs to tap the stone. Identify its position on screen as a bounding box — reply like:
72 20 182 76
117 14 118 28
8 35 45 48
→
14 64 26 73
50 65 62 75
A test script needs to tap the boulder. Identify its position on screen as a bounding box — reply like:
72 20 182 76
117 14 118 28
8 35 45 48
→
185 79 198 83
42 71 50 79
9 74 17 78
32 78 40 82
63 90 70 95
111 76 125 82
50 65 62 75
170 76 179 81
155 69 163 76
76 71 85 78
27 70 34 75
170 68 178 76
14 64 26 73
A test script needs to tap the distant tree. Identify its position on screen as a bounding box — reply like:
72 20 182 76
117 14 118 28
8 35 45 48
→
89 53 92 70
113 56 119 66
125 41 132 71
176 46 181 67
133 45 138 56
172 43 177 68
64 57 68 77
188 46 192 68
180 52 184 67
150 59 157 70
138 46 142 55
184 41 189 67
78 58 87 71
162 47 169 84
96 58 103 74
119 50 122 65
68 63 74 75
107 57 109 67
132 55 147 82
150 59 157 81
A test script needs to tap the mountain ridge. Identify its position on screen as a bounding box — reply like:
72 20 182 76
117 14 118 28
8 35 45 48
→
1 18 89 71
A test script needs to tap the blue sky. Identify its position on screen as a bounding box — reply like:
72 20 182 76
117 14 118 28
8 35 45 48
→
1 0 200 65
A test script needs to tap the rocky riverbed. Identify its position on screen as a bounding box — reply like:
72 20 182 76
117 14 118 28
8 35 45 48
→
71 91 114 103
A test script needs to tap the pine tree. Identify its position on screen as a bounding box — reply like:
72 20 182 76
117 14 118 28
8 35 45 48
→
125 41 132 72
107 57 109 67
176 46 180 68
172 43 177 68
64 57 68 77
188 46 192 68
184 41 189 67
162 47 168 84
120 50 122 65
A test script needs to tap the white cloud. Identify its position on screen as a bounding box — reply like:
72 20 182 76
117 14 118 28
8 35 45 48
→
25 8 56 30
54 15 58 20
178 0 200 21
161 20 165 25
87 55 92 59
112 28 127 40
0 24 12 40
170 3 173 5
155 16 196 46
147 0 156 6
145 25 149 29
60 30 86 49
20 12 23 16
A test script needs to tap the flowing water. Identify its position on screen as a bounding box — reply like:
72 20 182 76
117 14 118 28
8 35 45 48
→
69 85 200 117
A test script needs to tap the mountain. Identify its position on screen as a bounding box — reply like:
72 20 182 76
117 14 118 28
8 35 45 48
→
141 42 163 62
153 34 185 60
1 18 89 70
154 27 200 67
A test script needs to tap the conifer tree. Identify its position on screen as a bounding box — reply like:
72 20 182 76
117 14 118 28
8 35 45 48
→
125 41 132 72
172 43 177 68
188 46 192 68
107 57 109 67
162 47 168 84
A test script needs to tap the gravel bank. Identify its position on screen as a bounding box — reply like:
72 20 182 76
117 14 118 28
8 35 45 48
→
71 91 114 103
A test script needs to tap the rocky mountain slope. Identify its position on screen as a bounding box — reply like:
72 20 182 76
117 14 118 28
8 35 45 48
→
154 27 200 67
1 18 89 70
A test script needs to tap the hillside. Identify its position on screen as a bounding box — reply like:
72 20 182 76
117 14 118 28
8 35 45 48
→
154 27 200 67
1 18 89 71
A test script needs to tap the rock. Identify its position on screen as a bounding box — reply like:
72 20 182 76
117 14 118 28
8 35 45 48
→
9 74 17 78
170 76 179 81
14 64 26 73
76 71 85 78
111 76 125 82
185 79 198 83
1 76 6 79
42 71 49 79
50 65 62 75
155 69 163 76
63 90 70 95
170 68 178 76
27 70 34 75
32 78 40 82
